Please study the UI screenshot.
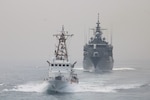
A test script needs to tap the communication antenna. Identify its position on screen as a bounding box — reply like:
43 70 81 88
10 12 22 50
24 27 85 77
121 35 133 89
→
84 25 87 44
110 24 113 45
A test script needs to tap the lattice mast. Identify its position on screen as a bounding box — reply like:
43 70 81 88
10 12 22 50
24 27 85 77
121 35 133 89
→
53 26 73 61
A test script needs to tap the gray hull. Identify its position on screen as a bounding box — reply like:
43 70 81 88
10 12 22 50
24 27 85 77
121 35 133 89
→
83 56 114 72
83 16 114 72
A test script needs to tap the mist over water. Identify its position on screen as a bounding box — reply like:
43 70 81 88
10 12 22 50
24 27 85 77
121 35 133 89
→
0 61 150 100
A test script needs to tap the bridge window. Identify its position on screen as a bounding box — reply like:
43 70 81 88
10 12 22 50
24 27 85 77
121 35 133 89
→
51 64 54 66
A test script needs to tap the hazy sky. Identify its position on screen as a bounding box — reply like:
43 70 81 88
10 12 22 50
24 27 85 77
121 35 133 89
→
0 0 150 66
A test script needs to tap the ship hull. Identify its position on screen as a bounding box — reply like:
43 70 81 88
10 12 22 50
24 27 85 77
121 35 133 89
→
83 56 114 72
47 79 70 93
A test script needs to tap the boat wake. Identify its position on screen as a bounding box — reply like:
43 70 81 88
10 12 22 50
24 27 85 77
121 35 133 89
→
75 67 135 71
73 82 144 93
113 67 135 71
0 83 4 86
3 81 49 93
3 81 149 93
47 82 149 93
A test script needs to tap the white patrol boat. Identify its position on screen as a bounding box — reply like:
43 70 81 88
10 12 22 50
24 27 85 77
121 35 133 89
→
46 26 79 93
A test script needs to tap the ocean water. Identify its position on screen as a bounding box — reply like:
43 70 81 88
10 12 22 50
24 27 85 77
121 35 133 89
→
0 61 150 100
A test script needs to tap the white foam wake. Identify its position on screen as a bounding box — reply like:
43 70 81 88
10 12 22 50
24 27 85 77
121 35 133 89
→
2 81 144 93
0 83 4 86
54 82 142 93
113 67 135 71
106 83 141 90
71 82 143 93
3 81 49 93
75 67 135 71
73 83 115 93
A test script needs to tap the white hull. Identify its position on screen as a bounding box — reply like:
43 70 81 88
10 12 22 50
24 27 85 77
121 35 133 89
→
47 80 68 93
47 79 77 93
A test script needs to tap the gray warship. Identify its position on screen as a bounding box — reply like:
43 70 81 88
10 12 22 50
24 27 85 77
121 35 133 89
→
46 26 79 93
83 15 114 72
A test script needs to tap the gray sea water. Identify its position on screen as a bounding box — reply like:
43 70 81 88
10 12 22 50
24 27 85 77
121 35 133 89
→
0 61 150 100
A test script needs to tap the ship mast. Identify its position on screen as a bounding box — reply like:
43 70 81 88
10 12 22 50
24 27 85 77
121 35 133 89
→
94 13 103 40
96 13 101 33
53 26 73 61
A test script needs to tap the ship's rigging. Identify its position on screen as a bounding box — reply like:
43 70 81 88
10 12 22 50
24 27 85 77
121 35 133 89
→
53 26 73 61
